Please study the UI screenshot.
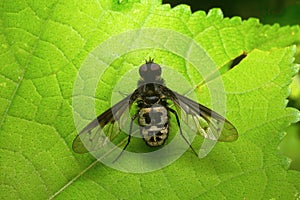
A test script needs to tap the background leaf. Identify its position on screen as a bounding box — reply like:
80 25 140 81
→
0 0 300 199
163 1 300 172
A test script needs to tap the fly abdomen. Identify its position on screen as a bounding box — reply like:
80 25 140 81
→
142 125 169 146
138 104 169 146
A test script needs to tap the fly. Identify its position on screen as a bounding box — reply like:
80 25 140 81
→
72 58 238 161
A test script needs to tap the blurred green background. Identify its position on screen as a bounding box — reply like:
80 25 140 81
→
163 0 300 25
162 0 300 170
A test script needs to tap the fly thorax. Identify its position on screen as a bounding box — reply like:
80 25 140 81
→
145 96 159 104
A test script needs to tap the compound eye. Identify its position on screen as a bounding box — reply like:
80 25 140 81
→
150 64 161 75
150 64 160 71
139 64 148 76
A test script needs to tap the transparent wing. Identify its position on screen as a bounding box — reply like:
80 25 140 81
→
160 85 238 142
72 92 137 153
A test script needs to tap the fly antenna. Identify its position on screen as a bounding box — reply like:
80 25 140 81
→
145 57 154 64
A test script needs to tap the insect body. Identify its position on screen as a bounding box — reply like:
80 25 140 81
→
72 59 238 160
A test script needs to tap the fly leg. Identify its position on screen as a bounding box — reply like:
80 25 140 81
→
113 113 138 163
168 107 199 157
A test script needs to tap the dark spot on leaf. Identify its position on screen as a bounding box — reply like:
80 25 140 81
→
229 52 247 69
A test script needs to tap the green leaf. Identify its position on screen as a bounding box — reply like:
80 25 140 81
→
1 1 300 199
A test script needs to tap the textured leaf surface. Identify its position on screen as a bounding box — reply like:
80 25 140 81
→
0 0 300 199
